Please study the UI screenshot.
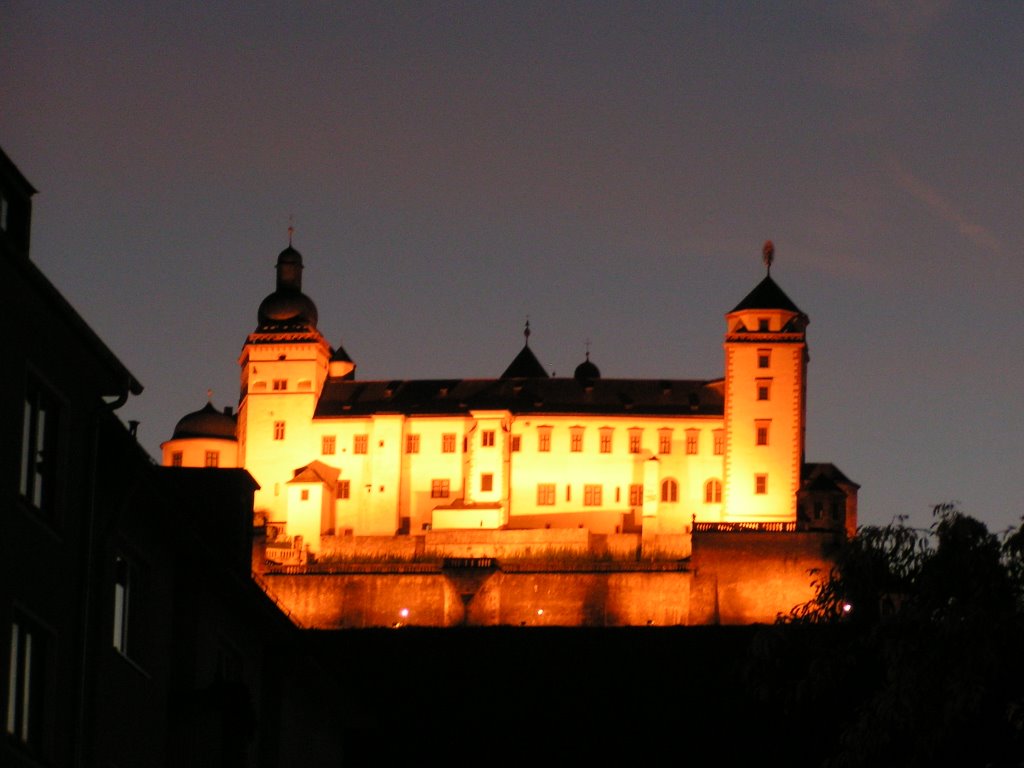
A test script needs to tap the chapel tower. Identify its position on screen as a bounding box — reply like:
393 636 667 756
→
721 242 808 524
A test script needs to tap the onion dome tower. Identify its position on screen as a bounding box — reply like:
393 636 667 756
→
573 345 600 384
256 245 319 330
237 237 336 527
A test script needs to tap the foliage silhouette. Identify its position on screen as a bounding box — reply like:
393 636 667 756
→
745 504 1024 767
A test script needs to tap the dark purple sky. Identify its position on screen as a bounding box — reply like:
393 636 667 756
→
4 2 1023 532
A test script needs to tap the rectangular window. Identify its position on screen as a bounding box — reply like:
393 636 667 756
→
171 451 183 467
629 484 643 506
686 430 699 455
756 421 770 446
481 474 494 492
600 429 612 453
566 485 572 502
584 484 602 506
757 349 771 369
758 318 770 332
272 379 287 391
431 479 450 498
353 434 368 454
658 430 672 454
322 435 336 455
511 435 521 452
756 379 772 401
755 474 768 494
405 434 420 454
7 617 46 747
0 194 7 231
273 421 285 440
204 450 219 468
442 433 456 453
20 378 60 514
628 429 642 454
113 556 131 655
713 430 724 456
537 483 555 505
481 430 495 447
570 428 583 452
538 428 552 452
338 480 351 499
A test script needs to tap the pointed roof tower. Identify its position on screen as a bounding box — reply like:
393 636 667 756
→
727 241 808 333
500 320 549 379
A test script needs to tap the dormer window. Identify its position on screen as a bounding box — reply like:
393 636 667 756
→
758 318 770 332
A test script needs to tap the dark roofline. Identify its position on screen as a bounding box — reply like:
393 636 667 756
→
0 145 38 195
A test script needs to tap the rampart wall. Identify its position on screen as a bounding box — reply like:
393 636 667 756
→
258 529 841 627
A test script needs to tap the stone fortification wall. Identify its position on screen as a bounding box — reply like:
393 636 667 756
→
316 528 647 561
689 530 840 624
258 530 841 627
262 568 692 628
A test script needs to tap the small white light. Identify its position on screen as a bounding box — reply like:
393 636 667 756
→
537 609 544 616
399 608 409 618
842 603 852 614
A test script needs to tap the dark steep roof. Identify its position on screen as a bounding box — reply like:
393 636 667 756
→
315 377 724 418
802 462 860 490
500 344 549 379
729 275 804 315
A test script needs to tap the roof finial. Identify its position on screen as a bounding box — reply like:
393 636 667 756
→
206 388 213 402
585 338 591 360
762 240 774 275
288 214 295 247
524 317 531 345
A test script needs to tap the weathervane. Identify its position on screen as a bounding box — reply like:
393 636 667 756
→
288 214 295 246
524 317 531 345
762 240 774 275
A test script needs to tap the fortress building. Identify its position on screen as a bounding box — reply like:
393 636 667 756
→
162 240 858 626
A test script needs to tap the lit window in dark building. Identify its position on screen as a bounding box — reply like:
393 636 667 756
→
7 616 47 748
20 378 60 515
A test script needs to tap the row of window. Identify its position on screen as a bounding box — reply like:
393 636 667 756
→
169 450 220 467
307 428 733 456
308 475 772 503
534 478 725 506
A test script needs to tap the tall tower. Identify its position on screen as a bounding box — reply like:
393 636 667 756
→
722 242 808 524
237 243 333 527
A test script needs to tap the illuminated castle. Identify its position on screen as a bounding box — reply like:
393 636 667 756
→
162 240 858 626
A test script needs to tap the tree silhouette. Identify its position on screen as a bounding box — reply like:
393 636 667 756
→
746 504 1024 767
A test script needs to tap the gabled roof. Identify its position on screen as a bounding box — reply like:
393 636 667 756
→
289 460 341 488
315 377 724 418
729 275 804 315
802 462 860 490
500 344 549 379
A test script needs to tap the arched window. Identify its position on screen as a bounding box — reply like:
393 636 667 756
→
704 479 722 504
660 478 678 503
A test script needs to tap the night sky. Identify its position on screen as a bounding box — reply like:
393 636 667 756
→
4 2 1023 533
